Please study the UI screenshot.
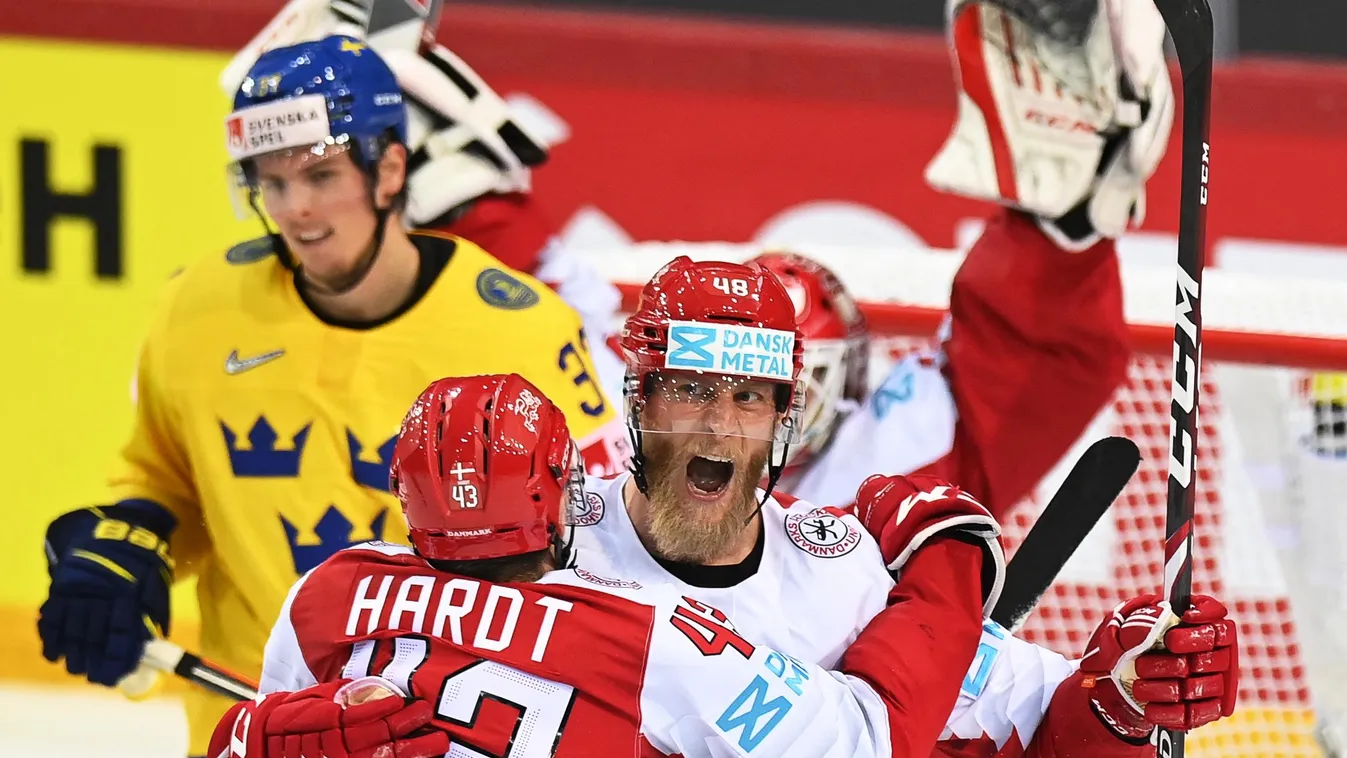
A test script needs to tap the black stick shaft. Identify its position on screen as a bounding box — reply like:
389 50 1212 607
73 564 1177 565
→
1152 2 1215 756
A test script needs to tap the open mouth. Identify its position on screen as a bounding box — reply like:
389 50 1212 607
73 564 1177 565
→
686 454 735 499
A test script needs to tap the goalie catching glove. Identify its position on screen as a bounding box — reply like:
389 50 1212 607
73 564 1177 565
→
925 0 1175 246
854 474 1006 616
1079 593 1240 739
207 677 450 758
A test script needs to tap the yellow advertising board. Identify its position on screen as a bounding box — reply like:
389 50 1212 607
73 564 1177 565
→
0 36 254 681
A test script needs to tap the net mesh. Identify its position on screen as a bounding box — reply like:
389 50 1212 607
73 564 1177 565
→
875 336 1330 757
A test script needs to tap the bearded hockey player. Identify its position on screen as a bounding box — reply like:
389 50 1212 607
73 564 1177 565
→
573 252 1238 757
750 0 1175 516
227 373 1004 757
220 0 628 403
36 36 627 758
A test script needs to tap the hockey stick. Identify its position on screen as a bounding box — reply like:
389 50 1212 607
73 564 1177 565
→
1151 2 1214 757
990 436 1140 630
118 637 260 702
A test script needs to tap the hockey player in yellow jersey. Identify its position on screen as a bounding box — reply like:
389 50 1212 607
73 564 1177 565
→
36 35 630 757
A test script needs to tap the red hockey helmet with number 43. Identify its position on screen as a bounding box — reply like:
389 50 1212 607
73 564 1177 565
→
750 252 870 469
390 374 585 563
619 256 806 495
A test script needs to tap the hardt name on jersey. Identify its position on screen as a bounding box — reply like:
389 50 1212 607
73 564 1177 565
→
263 543 903 757
109 232 630 753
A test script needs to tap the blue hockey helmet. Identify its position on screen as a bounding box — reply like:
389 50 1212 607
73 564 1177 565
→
225 34 407 182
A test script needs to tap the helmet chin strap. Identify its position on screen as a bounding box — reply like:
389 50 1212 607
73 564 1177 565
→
297 205 391 297
742 439 789 527
551 523 577 572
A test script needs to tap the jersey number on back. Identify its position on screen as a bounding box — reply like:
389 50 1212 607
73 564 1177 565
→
345 637 577 757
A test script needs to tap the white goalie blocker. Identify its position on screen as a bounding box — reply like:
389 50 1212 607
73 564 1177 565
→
925 0 1174 245
217 0 565 227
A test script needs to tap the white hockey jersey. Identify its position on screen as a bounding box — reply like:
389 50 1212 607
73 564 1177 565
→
573 473 1079 757
572 472 893 668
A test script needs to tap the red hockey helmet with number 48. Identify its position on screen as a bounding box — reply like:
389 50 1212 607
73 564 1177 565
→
619 256 807 495
390 374 585 563
750 252 870 469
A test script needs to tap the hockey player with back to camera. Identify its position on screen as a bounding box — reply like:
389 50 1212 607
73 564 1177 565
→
751 0 1178 520
217 372 1004 757
36 35 628 758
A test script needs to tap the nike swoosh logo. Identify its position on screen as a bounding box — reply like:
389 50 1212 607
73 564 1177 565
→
225 349 285 375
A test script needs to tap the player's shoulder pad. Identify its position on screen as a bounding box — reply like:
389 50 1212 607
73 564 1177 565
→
225 235 277 265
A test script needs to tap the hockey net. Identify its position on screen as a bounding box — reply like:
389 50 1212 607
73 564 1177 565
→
583 240 1347 758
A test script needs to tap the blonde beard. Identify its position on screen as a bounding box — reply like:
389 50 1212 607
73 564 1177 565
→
641 436 768 564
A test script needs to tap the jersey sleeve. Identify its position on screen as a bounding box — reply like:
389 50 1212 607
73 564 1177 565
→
638 592 898 758
105 274 209 571
839 539 989 757
259 568 321 694
935 621 1079 758
933 209 1129 516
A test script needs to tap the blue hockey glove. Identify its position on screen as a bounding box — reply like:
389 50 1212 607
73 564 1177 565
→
38 499 176 687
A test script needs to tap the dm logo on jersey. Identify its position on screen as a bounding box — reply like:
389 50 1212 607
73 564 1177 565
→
573 491 605 527
476 268 540 310
665 320 794 381
784 508 861 558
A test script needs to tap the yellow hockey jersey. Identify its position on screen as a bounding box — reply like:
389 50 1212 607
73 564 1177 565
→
107 232 631 754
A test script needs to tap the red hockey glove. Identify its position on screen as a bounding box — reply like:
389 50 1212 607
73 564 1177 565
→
1080 593 1239 739
206 677 451 758
854 474 1006 614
